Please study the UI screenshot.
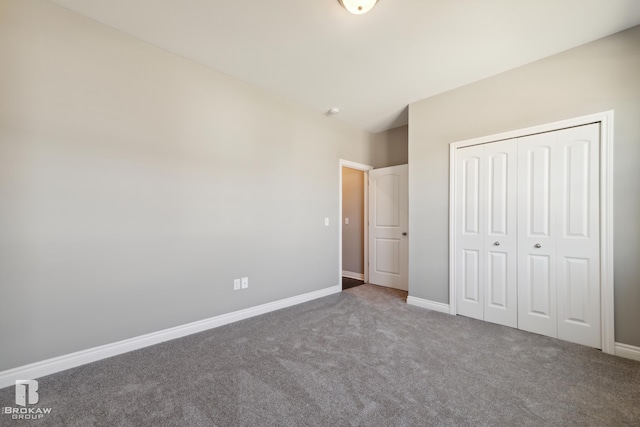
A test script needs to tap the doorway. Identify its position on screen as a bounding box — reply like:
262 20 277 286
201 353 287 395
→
339 160 371 290
339 160 409 292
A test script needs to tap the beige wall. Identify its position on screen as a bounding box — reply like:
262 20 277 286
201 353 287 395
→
342 167 365 275
408 25 640 347
370 125 409 168
0 0 394 371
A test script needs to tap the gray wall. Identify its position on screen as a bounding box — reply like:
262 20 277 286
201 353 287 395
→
408 26 640 346
0 0 395 371
342 167 365 275
370 125 409 168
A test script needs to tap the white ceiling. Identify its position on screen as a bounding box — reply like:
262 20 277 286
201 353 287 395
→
49 0 640 133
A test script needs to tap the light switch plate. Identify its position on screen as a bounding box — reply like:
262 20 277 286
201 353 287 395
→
324 218 329 226
344 217 349 225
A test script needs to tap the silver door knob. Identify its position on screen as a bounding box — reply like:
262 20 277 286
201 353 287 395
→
535 243 542 248
494 241 500 246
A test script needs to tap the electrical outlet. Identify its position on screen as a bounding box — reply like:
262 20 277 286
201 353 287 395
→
234 279 241 291
324 217 329 226
241 277 248 289
344 217 349 225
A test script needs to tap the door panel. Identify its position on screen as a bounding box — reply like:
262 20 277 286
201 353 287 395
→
484 141 517 328
528 254 553 317
518 132 558 338
563 141 590 238
368 165 408 290
488 153 509 235
563 257 590 323
487 251 507 307
463 249 481 302
556 124 600 348
374 238 400 274
374 174 400 227
463 156 481 234
455 146 484 320
455 142 517 326
528 146 552 237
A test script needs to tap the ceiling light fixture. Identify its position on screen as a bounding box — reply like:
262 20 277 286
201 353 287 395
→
338 0 378 15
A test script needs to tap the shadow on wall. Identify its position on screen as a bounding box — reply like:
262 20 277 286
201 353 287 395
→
371 124 409 168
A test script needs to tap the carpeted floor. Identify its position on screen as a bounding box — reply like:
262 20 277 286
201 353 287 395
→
1 284 639 426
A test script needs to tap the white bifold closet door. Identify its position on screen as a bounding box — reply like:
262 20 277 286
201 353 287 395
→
517 124 600 348
455 140 518 328
455 123 601 348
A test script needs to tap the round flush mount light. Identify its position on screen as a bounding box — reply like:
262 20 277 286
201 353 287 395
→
338 0 378 15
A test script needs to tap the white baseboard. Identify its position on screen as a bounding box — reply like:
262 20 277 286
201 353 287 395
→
342 270 364 280
0 285 341 389
406 296 451 314
614 342 640 362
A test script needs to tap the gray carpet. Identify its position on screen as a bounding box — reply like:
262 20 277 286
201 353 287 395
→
1 284 639 426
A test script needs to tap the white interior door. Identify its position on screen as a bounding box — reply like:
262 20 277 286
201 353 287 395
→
368 164 408 290
483 141 518 328
454 145 485 320
451 114 610 351
517 124 601 347
517 131 559 338
555 124 601 348
455 142 517 326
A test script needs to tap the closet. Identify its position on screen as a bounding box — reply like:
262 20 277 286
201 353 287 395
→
453 123 601 348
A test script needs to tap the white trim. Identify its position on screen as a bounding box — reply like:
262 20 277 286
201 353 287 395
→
599 113 615 355
363 170 369 284
448 111 615 354
0 285 341 389
339 159 373 288
407 296 451 314
448 142 457 315
342 270 365 281
614 343 640 362
450 111 611 149
340 159 373 171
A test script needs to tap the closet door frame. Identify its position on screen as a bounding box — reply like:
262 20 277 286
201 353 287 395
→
448 111 614 354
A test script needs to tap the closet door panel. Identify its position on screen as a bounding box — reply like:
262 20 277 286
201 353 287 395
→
517 133 558 338
556 124 601 348
455 145 484 320
484 141 517 328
